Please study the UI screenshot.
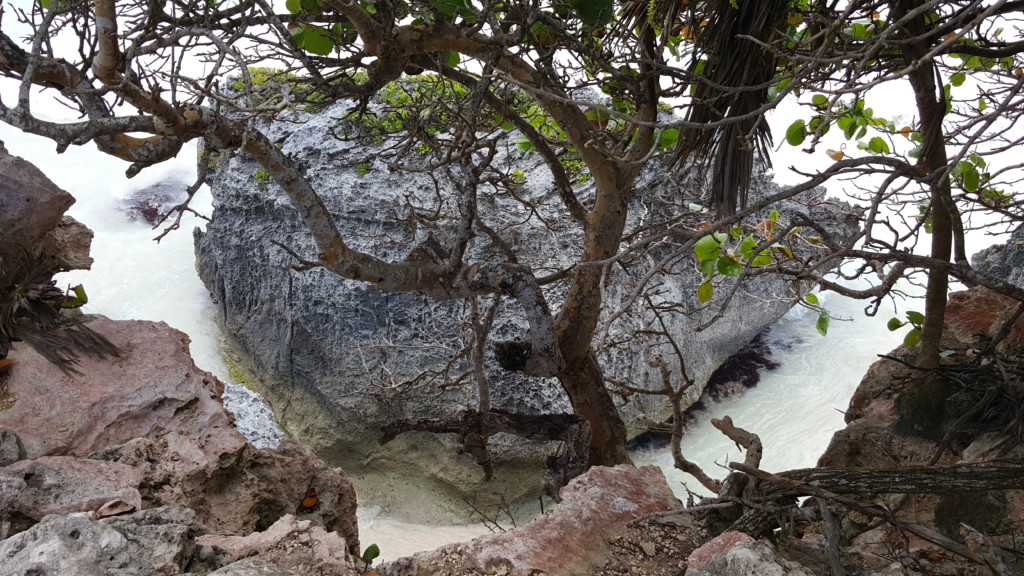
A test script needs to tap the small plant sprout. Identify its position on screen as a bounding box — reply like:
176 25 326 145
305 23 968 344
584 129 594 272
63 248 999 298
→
254 169 271 186
354 543 380 572
888 311 926 347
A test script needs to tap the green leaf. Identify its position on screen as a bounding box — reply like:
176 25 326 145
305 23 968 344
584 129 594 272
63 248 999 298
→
445 50 460 67
903 328 922 347
730 225 744 240
300 26 334 55
811 94 828 108
694 233 726 262
771 243 794 259
717 255 742 276
515 136 536 152
963 166 980 193
739 235 758 260
500 120 515 131
362 543 381 563
699 260 716 276
887 318 905 331
785 119 807 146
62 284 88 308
286 0 302 12
906 311 926 325
568 0 614 26
842 117 858 140
658 128 679 150
805 292 819 305
951 71 966 87
868 136 890 154
816 311 830 336
751 253 773 267
697 280 714 303
769 210 780 222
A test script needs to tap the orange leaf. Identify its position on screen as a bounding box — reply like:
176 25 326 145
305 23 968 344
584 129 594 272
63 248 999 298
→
826 149 845 161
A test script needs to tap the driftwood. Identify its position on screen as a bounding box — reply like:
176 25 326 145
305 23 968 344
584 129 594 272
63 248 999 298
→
779 461 1024 494
380 409 590 497
730 462 992 565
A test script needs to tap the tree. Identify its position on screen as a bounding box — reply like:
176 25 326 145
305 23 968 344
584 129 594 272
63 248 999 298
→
0 0 811 470
3 0 1022 482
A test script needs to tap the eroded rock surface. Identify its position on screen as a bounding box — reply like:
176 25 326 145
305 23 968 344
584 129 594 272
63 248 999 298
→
194 98 861 509
0 140 92 277
0 316 359 550
0 507 202 576
380 465 680 576
199 514 355 576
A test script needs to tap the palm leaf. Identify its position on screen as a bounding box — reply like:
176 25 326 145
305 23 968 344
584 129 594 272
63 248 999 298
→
674 0 792 215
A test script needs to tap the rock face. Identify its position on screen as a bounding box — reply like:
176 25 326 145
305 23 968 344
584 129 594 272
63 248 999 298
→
687 538 814 576
0 146 360 576
816 287 1024 572
0 316 360 549
379 465 681 576
0 140 93 276
0 507 203 576
194 98 860 508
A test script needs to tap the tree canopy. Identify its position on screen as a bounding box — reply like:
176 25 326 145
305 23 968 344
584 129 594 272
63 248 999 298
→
3 0 1024 478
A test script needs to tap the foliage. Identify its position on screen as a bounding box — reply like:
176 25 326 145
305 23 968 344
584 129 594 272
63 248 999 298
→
354 543 380 572
254 169 272 187
6 0 1024 471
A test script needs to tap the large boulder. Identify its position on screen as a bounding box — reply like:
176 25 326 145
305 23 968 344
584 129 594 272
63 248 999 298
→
194 98 861 512
0 317 359 551
0 317 243 460
0 140 92 278
0 506 203 576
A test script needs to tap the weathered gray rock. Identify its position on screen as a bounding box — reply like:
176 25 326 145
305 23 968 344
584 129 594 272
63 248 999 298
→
199 514 358 576
0 456 142 523
194 99 860 511
380 465 680 576
0 427 24 466
0 506 202 576
686 539 815 576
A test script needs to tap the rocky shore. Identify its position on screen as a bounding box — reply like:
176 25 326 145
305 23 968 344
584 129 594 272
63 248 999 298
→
193 98 862 514
4 139 1022 576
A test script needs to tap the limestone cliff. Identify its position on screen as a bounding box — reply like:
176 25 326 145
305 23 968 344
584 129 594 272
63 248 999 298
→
193 98 861 512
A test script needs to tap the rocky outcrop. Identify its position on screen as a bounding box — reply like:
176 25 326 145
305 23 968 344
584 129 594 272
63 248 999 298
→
194 99 861 510
380 465 681 576
199 514 356 576
0 316 359 549
0 144 361 575
813 287 1024 574
0 507 204 576
0 140 92 277
0 317 362 574
687 535 814 576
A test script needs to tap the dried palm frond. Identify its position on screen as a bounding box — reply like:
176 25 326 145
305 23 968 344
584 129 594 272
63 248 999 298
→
1 258 120 374
672 0 792 216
